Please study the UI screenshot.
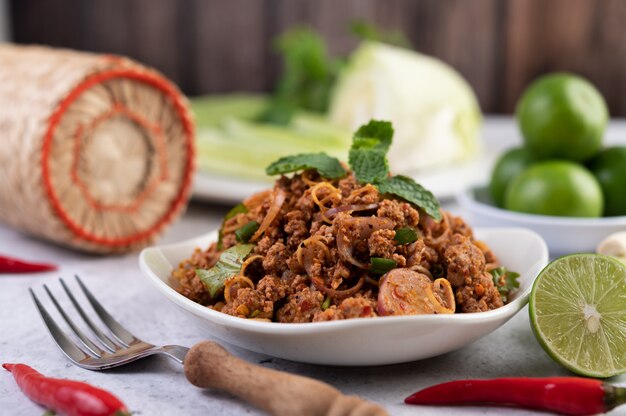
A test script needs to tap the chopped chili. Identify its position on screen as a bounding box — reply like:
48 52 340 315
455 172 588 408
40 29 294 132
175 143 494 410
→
0 255 57 273
405 377 626 416
3 363 129 416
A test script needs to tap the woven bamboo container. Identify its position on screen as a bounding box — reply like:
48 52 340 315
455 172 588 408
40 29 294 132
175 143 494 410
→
0 44 195 253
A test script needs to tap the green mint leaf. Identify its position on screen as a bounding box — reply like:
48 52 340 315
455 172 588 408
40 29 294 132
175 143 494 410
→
266 153 346 179
218 203 249 250
353 120 393 152
348 120 394 184
489 266 521 303
196 244 254 298
376 175 442 221
348 148 388 184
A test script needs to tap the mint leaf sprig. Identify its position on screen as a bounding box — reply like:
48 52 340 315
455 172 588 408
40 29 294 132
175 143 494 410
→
349 120 442 221
264 119 442 221
265 153 346 179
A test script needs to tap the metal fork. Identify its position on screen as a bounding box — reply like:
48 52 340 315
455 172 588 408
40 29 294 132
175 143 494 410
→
30 275 388 416
30 275 188 370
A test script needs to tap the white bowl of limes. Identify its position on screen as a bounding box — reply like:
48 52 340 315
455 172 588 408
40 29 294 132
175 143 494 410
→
457 186 626 256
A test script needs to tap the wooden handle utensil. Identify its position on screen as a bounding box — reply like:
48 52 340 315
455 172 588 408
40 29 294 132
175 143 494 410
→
184 341 388 416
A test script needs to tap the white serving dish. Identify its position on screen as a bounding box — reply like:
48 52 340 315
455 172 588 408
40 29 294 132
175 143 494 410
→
457 186 626 256
139 228 548 366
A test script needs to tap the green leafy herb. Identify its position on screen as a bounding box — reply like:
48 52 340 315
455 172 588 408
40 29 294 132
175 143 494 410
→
393 227 419 245
266 153 346 179
235 221 260 243
321 295 332 311
260 27 342 125
196 244 254 298
348 120 393 184
350 20 412 49
376 175 442 221
370 257 397 275
217 203 249 249
489 266 521 303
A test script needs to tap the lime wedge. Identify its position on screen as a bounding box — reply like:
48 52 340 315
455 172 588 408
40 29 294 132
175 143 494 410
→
529 254 626 378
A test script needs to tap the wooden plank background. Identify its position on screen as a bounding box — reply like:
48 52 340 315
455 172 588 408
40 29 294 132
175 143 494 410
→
9 0 626 115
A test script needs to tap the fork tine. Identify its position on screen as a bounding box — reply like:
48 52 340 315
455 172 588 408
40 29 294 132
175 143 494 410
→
43 284 105 358
74 275 139 346
59 278 119 353
29 288 93 364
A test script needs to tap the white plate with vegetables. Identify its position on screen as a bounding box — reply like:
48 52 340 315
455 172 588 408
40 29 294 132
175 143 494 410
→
192 37 486 204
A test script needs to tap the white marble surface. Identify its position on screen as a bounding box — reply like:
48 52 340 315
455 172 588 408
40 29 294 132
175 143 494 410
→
1 117 626 415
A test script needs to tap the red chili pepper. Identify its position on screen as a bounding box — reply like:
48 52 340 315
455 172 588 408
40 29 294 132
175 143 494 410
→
3 363 129 416
0 254 57 273
405 377 626 416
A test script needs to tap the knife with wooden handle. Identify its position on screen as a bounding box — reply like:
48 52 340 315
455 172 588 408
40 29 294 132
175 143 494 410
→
184 341 389 416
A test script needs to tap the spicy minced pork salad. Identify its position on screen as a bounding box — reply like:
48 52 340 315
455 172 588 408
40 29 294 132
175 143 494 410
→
173 121 519 322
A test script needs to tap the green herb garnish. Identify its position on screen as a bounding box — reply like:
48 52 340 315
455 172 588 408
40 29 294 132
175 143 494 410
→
196 244 254 298
393 227 419 245
265 153 346 179
260 27 341 125
346 120 441 221
217 203 249 250
370 257 397 275
489 266 520 303
377 175 442 221
348 120 393 184
263 119 442 221
235 221 260 243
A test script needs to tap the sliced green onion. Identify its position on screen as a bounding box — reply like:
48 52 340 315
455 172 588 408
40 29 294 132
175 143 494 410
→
249 309 261 319
393 227 419 245
321 295 331 311
235 221 260 243
370 257 397 275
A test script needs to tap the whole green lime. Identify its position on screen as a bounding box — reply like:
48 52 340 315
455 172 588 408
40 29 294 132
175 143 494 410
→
516 73 607 162
505 161 603 217
489 147 536 207
588 146 626 216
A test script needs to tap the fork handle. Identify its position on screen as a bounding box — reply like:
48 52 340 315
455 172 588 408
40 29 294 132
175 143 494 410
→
184 341 388 416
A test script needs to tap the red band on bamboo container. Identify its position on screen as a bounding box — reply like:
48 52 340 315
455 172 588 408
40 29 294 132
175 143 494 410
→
41 68 195 248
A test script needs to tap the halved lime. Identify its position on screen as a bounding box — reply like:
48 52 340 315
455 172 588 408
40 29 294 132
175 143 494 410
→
529 254 626 378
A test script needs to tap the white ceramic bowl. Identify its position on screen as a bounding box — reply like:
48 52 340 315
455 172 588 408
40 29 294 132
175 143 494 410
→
457 186 626 256
139 228 548 366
